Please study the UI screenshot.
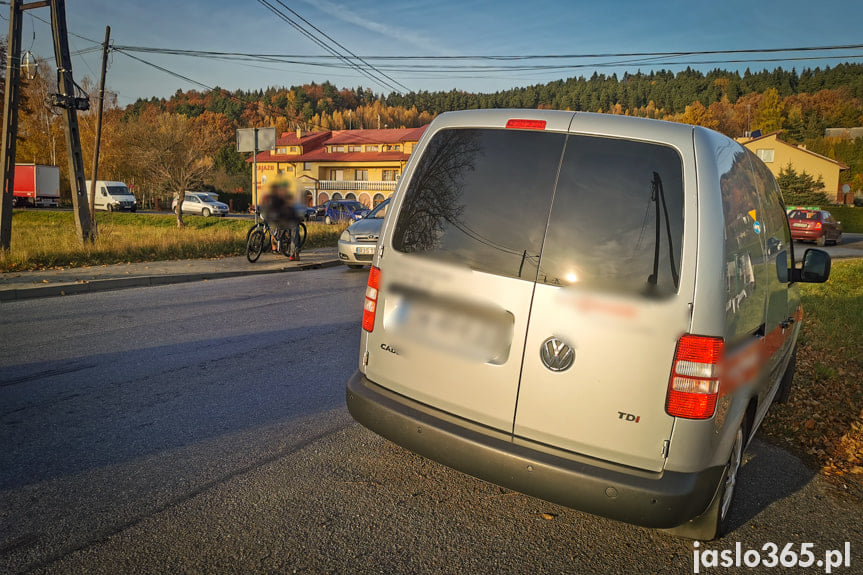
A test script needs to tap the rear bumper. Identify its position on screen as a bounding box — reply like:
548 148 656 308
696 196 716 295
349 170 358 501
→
791 229 823 241
346 370 724 529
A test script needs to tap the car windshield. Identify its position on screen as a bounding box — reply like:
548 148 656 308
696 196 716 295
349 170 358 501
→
788 210 817 220
106 186 129 196
339 201 365 211
367 199 390 219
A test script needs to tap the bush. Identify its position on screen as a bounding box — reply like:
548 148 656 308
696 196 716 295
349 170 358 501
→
828 206 863 233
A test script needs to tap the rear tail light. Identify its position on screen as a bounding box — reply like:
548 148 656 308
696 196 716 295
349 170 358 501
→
665 335 724 420
362 266 381 332
813 222 822 230
506 119 546 130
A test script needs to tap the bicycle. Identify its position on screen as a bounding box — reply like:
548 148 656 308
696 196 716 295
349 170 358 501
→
246 209 307 263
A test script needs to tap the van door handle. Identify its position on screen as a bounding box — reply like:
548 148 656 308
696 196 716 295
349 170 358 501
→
781 317 795 329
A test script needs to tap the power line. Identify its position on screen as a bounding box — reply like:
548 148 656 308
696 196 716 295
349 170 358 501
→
254 0 409 95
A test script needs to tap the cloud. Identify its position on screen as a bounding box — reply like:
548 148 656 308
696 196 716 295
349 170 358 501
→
296 0 448 55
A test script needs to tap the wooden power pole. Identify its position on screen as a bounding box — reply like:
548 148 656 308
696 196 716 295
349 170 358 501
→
0 0 26 251
88 25 110 222
50 0 93 243
0 0 94 249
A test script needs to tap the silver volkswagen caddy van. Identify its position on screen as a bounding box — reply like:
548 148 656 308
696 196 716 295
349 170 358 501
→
346 110 831 540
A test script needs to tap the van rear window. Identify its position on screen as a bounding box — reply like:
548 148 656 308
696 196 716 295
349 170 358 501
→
392 128 564 281
393 128 683 297
539 136 684 297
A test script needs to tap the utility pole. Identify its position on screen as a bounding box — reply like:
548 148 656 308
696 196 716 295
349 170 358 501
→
88 25 110 222
50 0 93 242
0 0 94 248
0 0 28 251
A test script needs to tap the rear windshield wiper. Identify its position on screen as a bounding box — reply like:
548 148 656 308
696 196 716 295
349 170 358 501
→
647 171 680 292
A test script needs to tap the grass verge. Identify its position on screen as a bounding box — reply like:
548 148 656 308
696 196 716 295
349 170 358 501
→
0 210 343 271
761 259 863 488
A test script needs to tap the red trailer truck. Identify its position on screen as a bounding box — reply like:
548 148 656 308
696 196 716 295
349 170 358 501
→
13 164 60 208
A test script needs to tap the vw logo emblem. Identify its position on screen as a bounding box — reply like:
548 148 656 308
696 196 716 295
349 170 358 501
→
540 337 575 372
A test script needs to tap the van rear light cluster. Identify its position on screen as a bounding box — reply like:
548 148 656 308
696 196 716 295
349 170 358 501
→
363 266 381 332
665 334 724 420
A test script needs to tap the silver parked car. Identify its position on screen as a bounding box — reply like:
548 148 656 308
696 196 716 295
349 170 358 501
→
337 199 390 269
346 110 831 540
171 192 229 217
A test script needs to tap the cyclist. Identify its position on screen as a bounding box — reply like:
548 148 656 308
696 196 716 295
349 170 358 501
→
259 180 304 260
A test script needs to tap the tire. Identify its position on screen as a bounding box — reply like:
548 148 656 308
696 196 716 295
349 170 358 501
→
296 222 307 250
202 208 211 217
107 204 113 213
775 347 797 404
246 229 266 262
835 234 843 245
347 264 365 270
816 235 826 247
325 215 333 225
664 423 746 540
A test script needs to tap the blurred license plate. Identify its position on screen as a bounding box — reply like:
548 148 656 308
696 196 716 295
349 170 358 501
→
792 223 807 228
356 246 376 255
393 296 513 363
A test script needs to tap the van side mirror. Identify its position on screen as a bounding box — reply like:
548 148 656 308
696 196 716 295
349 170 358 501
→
791 249 831 283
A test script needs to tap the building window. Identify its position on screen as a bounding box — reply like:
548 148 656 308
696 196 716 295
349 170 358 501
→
355 170 369 181
346 193 357 201
277 148 287 154
373 193 385 206
348 145 362 153
382 170 398 181
303 162 311 171
291 146 298 153
756 149 775 163
383 144 401 152
330 169 344 180
366 145 379 152
332 193 343 200
329 145 344 153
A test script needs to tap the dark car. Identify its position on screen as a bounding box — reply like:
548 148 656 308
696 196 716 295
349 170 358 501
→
787 209 842 246
308 200 370 224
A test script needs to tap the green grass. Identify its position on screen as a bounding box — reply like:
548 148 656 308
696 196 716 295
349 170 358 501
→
762 259 863 479
0 210 342 271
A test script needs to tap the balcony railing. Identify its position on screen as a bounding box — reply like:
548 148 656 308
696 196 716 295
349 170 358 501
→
316 180 397 192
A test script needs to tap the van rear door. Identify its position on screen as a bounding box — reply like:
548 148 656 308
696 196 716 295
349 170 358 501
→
513 128 694 472
364 119 570 433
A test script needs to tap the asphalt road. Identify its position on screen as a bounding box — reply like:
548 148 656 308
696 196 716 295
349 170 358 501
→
1 268 860 574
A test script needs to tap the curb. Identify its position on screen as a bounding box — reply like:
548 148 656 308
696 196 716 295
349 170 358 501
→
0 259 343 302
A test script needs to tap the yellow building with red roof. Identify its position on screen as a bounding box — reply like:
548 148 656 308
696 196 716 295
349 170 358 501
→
250 126 428 207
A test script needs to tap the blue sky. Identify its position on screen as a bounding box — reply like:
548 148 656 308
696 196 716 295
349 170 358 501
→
17 0 863 105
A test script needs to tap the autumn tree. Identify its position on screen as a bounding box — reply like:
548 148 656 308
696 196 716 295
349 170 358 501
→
125 110 232 227
754 88 785 133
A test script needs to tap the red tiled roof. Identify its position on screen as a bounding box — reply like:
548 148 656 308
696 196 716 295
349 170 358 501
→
247 125 429 163
275 130 331 147
326 126 428 145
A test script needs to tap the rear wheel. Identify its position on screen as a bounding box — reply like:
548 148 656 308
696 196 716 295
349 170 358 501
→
816 235 826 247
246 229 266 262
325 215 333 225
296 222 307 250
202 208 211 217
664 423 746 540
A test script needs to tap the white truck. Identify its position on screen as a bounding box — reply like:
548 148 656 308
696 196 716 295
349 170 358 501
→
85 180 137 212
13 164 60 207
